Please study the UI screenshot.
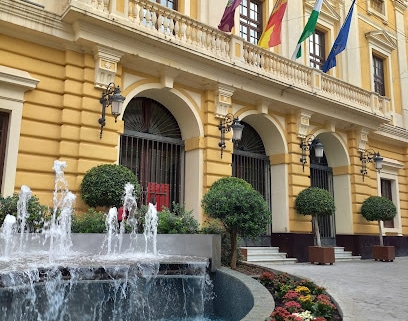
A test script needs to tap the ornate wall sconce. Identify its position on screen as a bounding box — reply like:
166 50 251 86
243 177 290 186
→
218 113 244 158
360 149 383 181
98 82 125 138
300 134 324 172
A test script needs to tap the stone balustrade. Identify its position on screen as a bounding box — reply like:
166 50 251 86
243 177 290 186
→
63 0 391 120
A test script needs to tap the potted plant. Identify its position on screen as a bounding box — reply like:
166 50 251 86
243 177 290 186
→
295 187 336 265
361 196 397 262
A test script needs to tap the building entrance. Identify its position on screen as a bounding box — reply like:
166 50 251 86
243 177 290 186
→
310 152 336 246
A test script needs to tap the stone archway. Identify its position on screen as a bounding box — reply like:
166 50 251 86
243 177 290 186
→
121 84 204 221
120 97 184 211
238 113 289 234
316 132 353 235
233 121 272 234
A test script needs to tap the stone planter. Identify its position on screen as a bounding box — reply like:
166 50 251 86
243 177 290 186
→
372 245 395 262
308 246 335 265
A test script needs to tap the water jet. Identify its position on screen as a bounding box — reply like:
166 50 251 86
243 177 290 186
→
0 161 273 321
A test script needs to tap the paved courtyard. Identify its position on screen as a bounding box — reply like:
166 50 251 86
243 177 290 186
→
261 256 408 321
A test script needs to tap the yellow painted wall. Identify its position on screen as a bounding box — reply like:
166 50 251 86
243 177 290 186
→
0 34 122 209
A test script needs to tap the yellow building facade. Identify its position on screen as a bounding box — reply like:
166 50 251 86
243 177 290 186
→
0 0 407 260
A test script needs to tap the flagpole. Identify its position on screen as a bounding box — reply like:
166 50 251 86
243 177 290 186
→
291 0 324 60
321 0 356 73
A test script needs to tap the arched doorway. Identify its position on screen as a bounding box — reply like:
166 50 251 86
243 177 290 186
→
310 148 336 246
119 97 184 211
233 121 272 233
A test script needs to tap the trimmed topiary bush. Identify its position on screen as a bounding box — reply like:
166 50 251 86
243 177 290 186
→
201 177 271 269
80 164 140 209
0 193 50 232
361 196 397 246
295 187 335 247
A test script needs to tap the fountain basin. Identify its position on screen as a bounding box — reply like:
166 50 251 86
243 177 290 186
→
0 264 273 321
0 234 273 321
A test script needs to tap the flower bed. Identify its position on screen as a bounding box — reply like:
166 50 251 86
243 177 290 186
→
258 271 340 321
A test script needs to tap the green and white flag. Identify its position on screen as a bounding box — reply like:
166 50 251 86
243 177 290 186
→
292 0 323 60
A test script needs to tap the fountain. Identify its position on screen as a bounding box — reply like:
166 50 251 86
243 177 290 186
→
0 161 272 321
0 214 16 259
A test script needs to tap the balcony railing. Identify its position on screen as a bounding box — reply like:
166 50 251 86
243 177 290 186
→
63 0 391 119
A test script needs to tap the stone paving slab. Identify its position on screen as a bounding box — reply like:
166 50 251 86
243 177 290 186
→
258 256 408 321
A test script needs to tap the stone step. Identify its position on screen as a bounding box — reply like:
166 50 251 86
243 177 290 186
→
334 247 362 261
335 255 362 261
244 253 288 261
252 259 298 267
240 246 362 264
241 246 280 253
240 247 297 265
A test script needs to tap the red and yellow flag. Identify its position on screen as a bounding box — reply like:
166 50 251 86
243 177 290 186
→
258 0 288 49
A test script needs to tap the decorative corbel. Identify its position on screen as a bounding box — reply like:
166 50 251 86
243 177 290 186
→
325 121 336 133
357 128 369 152
94 46 123 88
297 111 312 138
215 84 235 118
160 67 180 90
257 100 268 115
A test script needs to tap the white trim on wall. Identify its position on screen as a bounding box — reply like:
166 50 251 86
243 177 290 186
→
377 157 404 236
0 66 39 196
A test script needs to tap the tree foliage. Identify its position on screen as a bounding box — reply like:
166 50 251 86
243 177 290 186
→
361 196 397 246
201 177 271 269
361 196 396 222
295 187 335 217
80 164 140 209
295 187 335 247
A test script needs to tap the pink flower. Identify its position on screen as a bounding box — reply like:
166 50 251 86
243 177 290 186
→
283 300 301 313
282 290 299 302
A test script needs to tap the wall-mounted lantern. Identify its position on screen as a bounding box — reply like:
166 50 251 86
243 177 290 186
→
360 149 383 181
300 134 324 172
218 113 244 158
98 82 125 138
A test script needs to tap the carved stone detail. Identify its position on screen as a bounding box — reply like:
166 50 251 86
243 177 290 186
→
297 112 312 138
358 128 369 151
94 46 123 88
215 84 235 118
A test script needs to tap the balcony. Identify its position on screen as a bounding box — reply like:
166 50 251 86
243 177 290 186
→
3 0 393 129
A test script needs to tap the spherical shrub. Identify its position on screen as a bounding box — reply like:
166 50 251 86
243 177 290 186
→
361 196 396 222
295 187 335 217
80 164 140 208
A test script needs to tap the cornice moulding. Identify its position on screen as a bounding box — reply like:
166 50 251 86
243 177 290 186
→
365 30 397 52
375 124 408 144
392 0 408 13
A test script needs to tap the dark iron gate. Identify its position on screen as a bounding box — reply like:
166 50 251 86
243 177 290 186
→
232 150 271 205
233 122 272 235
310 157 336 246
119 98 184 211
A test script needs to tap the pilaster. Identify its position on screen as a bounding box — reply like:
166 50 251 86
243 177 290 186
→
392 0 408 130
